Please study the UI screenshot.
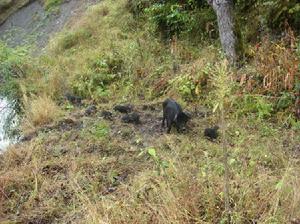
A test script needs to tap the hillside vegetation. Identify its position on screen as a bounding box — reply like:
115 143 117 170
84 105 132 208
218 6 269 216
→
0 0 300 223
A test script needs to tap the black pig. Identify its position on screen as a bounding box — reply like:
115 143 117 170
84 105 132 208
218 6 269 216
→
162 98 191 133
204 126 219 141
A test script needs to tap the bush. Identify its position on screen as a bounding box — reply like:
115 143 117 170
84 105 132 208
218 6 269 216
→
145 3 191 38
128 0 215 40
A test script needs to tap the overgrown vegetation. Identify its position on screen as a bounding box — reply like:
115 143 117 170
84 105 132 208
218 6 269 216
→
0 0 299 223
44 0 62 12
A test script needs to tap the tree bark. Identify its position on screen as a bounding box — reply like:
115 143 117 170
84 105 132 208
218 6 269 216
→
207 0 239 63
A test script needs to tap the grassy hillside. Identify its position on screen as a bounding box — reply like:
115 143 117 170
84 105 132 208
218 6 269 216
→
0 0 300 223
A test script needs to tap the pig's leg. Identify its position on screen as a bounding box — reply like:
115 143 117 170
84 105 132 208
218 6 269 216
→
162 112 166 128
167 119 172 133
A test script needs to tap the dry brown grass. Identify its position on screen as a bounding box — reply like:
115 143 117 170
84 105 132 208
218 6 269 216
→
21 95 62 133
239 31 299 95
0 107 300 223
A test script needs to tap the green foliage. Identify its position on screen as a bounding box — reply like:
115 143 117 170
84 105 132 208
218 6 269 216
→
236 0 300 41
264 0 300 30
44 0 62 12
71 56 122 100
209 60 234 113
147 147 169 175
276 92 294 111
169 74 196 100
130 0 299 42
0 42 28 138
0 41 28 101
235 95 274 119
145 3 191 37
130 0 215 40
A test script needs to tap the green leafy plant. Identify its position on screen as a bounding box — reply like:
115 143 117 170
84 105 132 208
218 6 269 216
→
147 147 169 175
235 95 274 119
71 57 120 100
145 3 194 38
169 74 196 100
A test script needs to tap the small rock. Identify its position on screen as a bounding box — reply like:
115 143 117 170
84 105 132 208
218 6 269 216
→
114 104 133 113
122 112 140 124
204 126 219 141
84 105 97 116
101 110 113 120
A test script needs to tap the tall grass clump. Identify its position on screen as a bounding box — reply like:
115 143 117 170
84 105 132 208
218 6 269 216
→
210 60 234 223
22 95 62 132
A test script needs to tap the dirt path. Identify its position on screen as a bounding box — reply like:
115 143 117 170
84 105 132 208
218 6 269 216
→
0 0 100 50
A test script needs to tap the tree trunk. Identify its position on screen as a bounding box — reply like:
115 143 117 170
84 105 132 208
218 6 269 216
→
208 0 239 63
